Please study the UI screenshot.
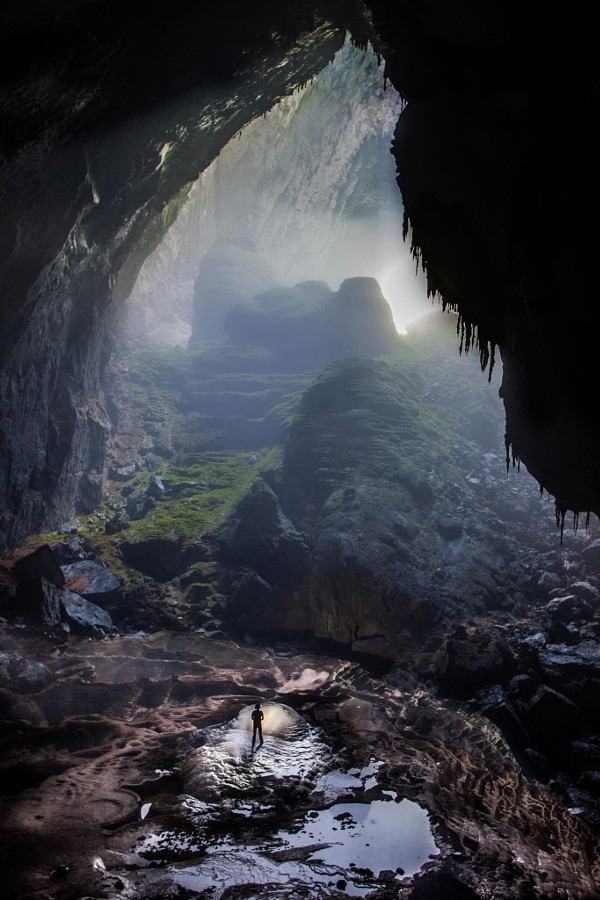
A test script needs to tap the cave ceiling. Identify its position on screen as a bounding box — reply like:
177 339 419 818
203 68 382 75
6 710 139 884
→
1 0 600 550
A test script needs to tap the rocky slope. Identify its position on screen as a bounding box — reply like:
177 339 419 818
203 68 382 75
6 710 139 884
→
1 278 600 899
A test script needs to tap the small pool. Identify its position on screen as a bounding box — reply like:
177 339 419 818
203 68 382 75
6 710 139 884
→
171 791 438 897
277 791 438 877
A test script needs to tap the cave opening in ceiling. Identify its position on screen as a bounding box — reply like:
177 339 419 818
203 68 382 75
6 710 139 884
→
118 35 433 346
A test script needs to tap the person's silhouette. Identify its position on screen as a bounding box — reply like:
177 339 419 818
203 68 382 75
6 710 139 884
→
251 702 264 749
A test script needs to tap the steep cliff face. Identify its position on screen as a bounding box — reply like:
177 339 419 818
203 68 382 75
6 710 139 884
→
0 3 369 553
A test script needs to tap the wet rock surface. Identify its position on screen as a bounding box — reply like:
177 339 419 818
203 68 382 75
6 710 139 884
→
0 628 599 899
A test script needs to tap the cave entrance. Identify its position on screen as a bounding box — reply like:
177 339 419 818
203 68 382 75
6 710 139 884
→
117 36 432 348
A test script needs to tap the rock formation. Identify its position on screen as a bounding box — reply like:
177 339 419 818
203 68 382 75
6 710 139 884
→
1 2 598 544
2 4 600 897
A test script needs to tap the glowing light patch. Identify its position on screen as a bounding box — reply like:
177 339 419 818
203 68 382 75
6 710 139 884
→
157 142 173 169
379 256 433 334
232 701 300 735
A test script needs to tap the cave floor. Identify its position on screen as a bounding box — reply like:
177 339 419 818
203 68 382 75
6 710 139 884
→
0 627 599 899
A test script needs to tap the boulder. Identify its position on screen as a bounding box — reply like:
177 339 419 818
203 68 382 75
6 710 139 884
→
436 514 463 540
12 545 65 588
15 577 63 625
61 560 122 600
146 475 165 500
104 513 129 535
219 479 310 587
60 591 114 638
125 492 156 520
568 581 600 603
516 685 580 740
474 684 528 747
546 595 594 623
444 632 513 689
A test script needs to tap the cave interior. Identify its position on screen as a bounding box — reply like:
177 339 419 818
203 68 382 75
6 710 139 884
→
1 2 600 899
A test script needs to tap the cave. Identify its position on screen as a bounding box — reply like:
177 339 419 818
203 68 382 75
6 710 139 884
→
1 3 600 898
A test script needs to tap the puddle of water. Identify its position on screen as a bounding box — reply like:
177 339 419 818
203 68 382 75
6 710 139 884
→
313 769 364 797
168 793 438 897
279 792 438 877
134 710 438 898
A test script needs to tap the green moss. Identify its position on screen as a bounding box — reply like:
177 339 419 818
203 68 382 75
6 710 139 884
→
126 450 270 547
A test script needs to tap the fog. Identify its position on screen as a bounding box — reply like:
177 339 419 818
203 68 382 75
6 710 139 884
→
121 36 434 345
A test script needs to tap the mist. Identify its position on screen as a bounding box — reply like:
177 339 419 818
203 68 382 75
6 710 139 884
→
121 36 433 345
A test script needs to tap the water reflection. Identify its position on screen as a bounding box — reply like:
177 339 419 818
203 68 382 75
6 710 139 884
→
171 793 437 897
278 793 438 876
132 704 438 897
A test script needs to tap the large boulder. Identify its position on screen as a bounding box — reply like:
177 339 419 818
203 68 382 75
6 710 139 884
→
14 577 63 626
218 479 310 588
61 560 122 601
60 591 114 638
12 545 65 588
224 276 398 361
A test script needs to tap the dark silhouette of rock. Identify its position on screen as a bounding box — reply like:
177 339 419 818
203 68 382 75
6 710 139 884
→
14 577 63 626
546 595 594 624
219 479 310 586
225 276 398 361
104 512 128 535
146 475 165 500
444 633 514 690
518 685 581 741
125 492 156 521
12 546 65 589
410 870 480 899
436 515 463 540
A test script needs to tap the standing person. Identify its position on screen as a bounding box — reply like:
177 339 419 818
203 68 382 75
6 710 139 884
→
251 702 264 749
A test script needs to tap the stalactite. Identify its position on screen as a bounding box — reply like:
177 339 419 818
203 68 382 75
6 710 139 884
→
555 504 566 544
403 215 497 382
504 440 521 475
485 342 496 382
